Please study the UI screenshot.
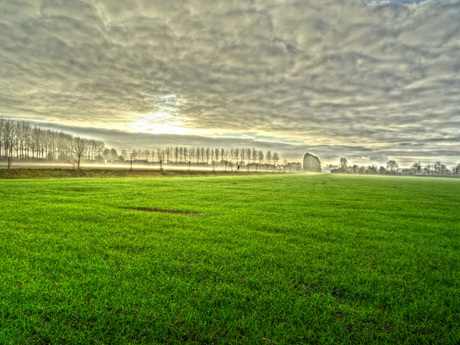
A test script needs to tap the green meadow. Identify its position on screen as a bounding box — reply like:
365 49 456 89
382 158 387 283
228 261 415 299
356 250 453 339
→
0 174 459 344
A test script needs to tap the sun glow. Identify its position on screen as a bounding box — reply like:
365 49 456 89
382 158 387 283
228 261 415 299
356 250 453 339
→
130 112 195 135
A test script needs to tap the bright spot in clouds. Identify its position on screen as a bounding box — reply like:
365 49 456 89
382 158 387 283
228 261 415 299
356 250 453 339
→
130 112 194 135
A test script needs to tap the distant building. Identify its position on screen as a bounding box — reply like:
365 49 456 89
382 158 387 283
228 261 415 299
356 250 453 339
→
323 165 340 173
284 163 301 172
302 152 322 172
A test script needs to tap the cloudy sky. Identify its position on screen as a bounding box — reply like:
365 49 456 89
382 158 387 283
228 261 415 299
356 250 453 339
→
1 0 459 166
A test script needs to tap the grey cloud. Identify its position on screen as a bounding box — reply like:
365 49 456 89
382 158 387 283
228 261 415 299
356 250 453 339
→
1 0 459 166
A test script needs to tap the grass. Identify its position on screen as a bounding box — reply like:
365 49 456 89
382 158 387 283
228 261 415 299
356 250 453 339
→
0 174 459 344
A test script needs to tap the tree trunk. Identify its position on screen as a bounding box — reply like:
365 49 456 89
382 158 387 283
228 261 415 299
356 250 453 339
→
7 147 13 169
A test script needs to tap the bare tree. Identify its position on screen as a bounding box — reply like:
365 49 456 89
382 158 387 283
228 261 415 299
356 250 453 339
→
196 147 201 163
165 147 171 163
205 147 210 164
179 147 184 163
238 149 245 170
57 132 73 162
440 163 449 175
93 140 105 162
233 148 239 170
425 164 433 175
157 148 165 171
434 161 441 174
189 148 196 165
71 137 87 170
454 163 460 175
257 150 264 172
3 120 16 169
411 162 422 175
144 149 151 162
174 146 179 162
201 147 206 163
433 161 449 175
223 149 229 171
266 150 272 165
386 160 398 173
368 164 378 174
214 148 220 164
243 148 250 171
273 152 280 170
0 117 4 160
17 121 31 160
183 147 189 165
125 149 138 171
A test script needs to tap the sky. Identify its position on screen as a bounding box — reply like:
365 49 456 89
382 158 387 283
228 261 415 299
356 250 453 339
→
1 0 459 167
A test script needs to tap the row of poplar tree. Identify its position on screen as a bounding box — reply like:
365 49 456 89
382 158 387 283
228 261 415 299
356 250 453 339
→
0 118 105 169
1 118 283 170
114 147 281 167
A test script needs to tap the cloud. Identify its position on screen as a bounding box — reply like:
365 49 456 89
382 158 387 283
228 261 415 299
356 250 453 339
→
0 0 459 166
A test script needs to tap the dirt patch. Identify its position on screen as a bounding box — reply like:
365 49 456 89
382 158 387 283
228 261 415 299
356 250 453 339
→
125 207 199 216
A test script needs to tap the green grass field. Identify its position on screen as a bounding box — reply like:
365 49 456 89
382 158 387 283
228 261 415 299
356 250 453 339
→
1 174 459 344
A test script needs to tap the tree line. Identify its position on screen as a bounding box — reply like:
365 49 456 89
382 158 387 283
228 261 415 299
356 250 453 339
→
9 117 456 175
110 147 281 172
331 157 460 176
0 118 104 169
0 118 284 171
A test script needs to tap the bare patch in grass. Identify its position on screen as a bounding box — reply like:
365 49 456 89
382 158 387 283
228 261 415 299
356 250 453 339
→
125 207 199 216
